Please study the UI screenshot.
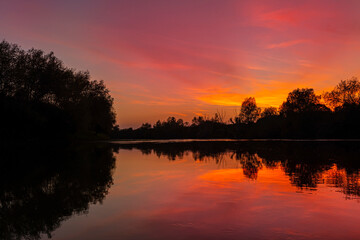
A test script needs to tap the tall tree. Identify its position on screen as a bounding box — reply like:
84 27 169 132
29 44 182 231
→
280 88 328 115
237 97 261 124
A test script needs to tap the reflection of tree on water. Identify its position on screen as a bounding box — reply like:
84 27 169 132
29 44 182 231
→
117 141 360 199
233 152 263 180
0 143 116 240
323 165 360 199
281 161 327 189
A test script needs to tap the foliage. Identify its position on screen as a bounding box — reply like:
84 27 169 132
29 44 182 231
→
279 88 328 115
236 97 261 124
261 107 278 118
0 40 115 140
323 77 360 110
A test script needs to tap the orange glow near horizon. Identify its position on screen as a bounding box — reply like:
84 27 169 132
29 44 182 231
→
3 1 360 127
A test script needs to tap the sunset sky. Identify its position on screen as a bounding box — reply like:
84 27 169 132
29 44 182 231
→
2 0 360 128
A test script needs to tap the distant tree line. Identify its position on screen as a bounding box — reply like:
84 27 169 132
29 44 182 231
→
0 40 115 141
113 77 360 139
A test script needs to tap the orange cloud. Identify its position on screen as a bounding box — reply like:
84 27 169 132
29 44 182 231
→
193 112 205 117
168 112 187 117
197 93 245 106
196 90 288 108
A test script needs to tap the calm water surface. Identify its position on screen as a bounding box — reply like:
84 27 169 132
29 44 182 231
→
2 141 360 240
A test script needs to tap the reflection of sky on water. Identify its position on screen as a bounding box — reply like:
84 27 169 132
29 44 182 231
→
50 147 360 240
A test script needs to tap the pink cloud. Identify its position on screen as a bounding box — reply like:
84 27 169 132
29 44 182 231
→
266 39 310 49
3 0 360 127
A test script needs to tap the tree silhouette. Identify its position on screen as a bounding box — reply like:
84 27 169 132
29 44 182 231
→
323 77 360 110
236 97 261 124
280 88 328 115
261 107 278 118
0 40 116 140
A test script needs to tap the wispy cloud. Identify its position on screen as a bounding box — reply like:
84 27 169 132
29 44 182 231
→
266 39 309 49
4 0 360 128
168 112 187 117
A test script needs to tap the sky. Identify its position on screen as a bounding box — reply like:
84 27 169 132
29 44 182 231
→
2 0 360 128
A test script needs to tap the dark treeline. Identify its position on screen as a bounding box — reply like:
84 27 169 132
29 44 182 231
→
115 141 360 198
0 143 116 239
114 77 360 139
3 40 360 140
0 40 115 141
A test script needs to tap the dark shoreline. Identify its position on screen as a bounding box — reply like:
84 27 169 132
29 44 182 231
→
109 138 360 143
